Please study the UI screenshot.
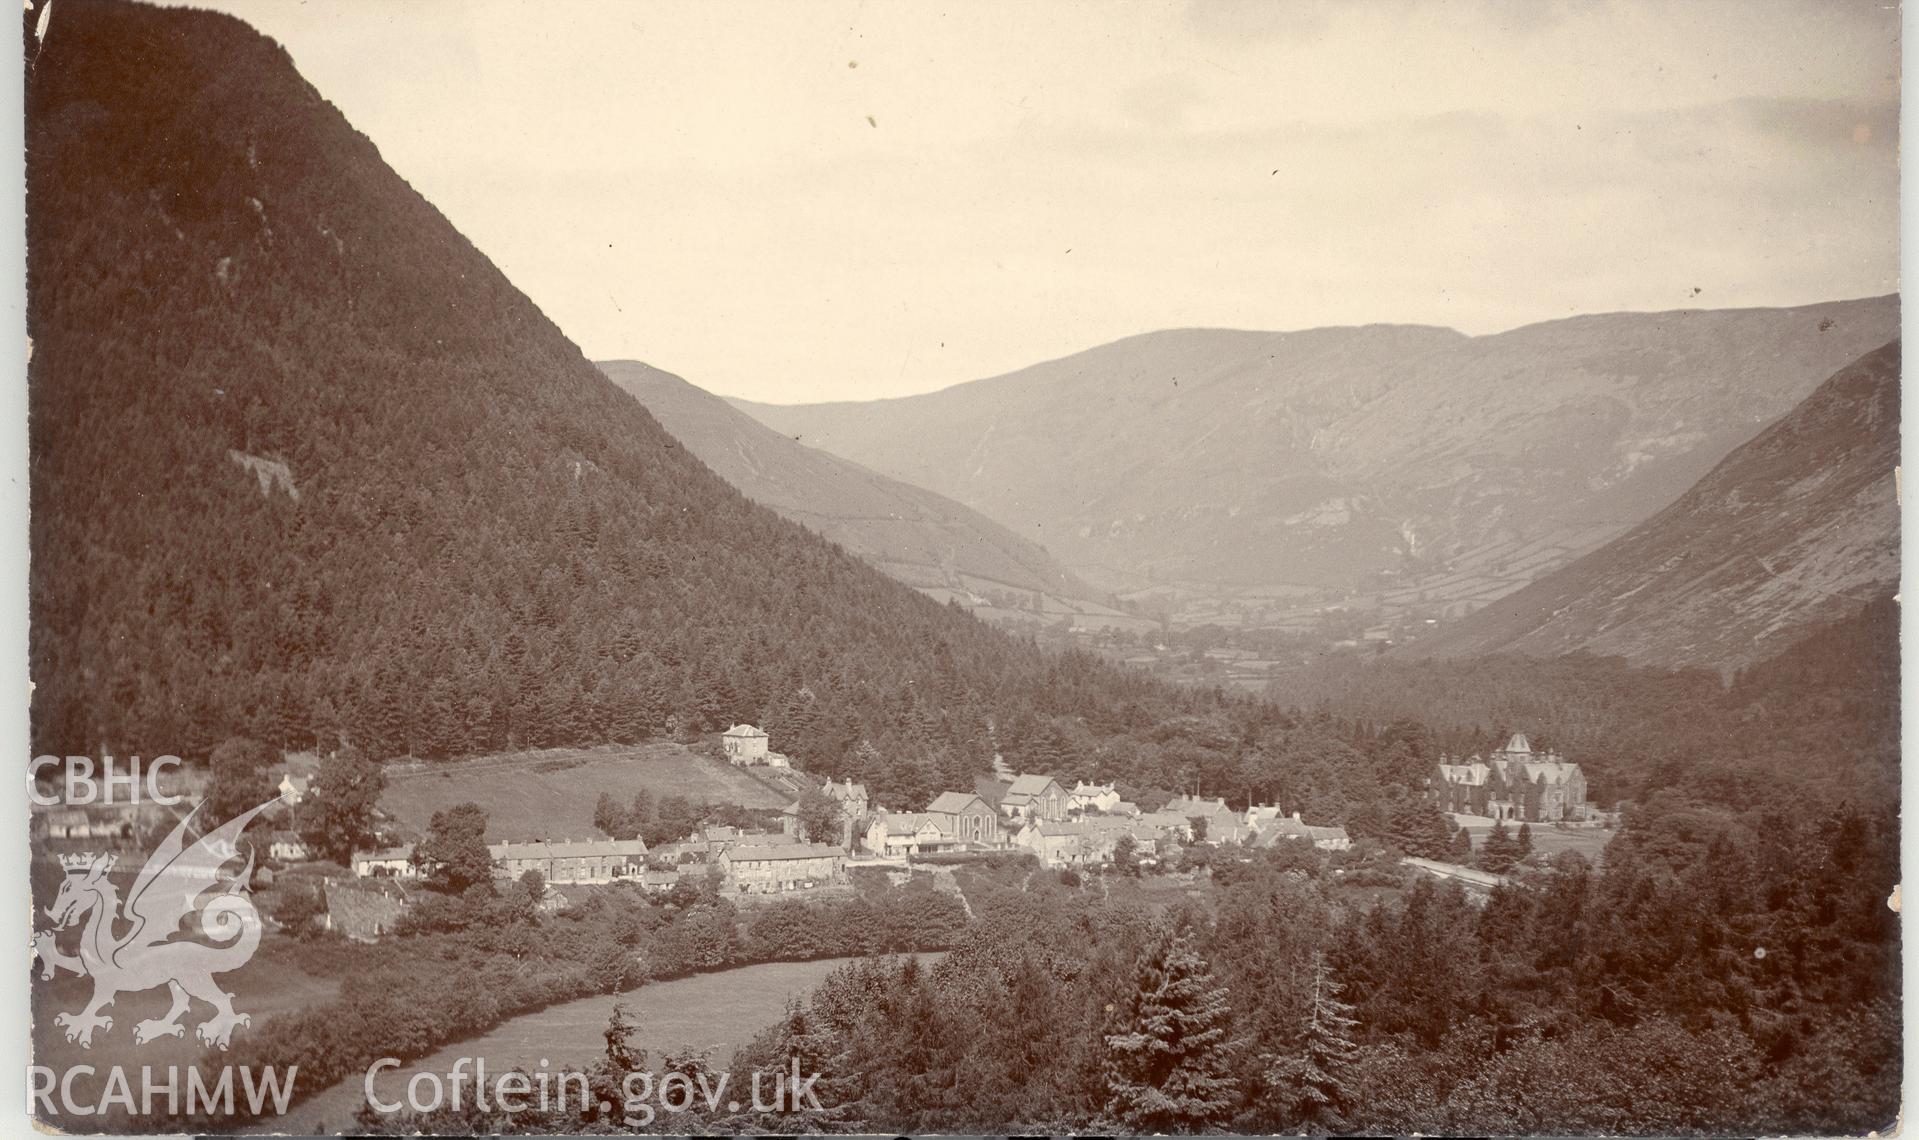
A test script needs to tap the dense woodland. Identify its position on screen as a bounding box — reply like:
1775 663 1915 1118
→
26 0 1258 811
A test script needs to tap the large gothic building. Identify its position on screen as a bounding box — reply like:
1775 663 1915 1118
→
1434 733 1591 823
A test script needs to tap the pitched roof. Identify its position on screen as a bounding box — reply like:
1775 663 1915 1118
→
823 779 867 800
878 812 950 836
1029 821 1118 847
1513 760 1583 782
1259 817 1350 845
1135 811 1192 830
324 879 408 937
1070 782 1116 796
927 791 988 815
725 842 844 862
1504 732 1532 754
729 831 787 846
490 837 649 860
1004 773 1060 797
648 840 696 858
723 724 769 738
1164 795 1232 817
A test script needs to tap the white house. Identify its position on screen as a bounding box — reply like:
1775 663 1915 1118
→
1069 782 1121 814
721 724 771 764
352 845 419 879
1246 803 1285 830
864 812 951 856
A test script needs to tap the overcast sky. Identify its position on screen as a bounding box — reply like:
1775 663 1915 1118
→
176 0 1898 404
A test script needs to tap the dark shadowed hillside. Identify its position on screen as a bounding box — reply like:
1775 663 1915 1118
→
1406 342 1900 670
598 360 1128 626
25 0 1229 801
735 302 1897 616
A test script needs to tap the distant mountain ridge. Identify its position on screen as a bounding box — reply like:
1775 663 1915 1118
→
598 360 1120 621
733 300 1898 615
1402 341 1901 670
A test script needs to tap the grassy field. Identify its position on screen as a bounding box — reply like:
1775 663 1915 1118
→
1452 817 1616 862
261 952 945 1135
378 742 792 842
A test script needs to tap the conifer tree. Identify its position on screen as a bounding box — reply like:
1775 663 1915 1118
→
1262 951 1360 1130
1481 820 1520 873
1516 821 1535 862
1103 928 1237 1131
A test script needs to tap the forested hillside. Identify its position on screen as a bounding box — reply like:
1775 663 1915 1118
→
25 0 1232 802
1277 595 1899 807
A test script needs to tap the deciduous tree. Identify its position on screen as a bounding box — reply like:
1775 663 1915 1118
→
295 748 386 864
413 802 495 894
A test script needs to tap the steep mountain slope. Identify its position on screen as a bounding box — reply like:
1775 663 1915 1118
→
735 301 1897 607
598 360 1116 621
24 0 1220 797
1404 342 1900 669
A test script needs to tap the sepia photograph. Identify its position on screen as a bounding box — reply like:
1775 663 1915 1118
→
15 0 1904 1134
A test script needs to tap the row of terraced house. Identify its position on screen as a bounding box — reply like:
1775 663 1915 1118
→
352 826 846 897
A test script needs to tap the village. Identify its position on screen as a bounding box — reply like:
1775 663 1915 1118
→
340 723 1366 891
30 724 1599 948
